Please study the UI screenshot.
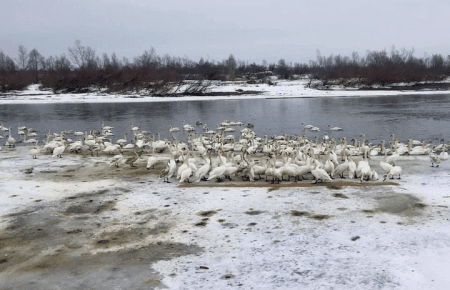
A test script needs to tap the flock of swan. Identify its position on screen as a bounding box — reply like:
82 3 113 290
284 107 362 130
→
1 120 448 184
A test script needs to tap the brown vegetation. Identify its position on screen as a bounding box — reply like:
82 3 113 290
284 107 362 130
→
2 42 450 94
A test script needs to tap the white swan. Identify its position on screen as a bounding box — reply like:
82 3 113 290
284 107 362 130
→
130 122 140 132
116 132 127 145
430 153 441 167
169 125 180 132
109 151 124 167
383 166 402 180
52 141 66 158
179 153 194 183
311 164 332 184
161 151 177 183
195 153 211 182
207 164 227 181
386 142 399 166
380 152 394 174
6 128 17 147
347 155 357 179
28 141 41 159
332 157 349 178
328 125 343 131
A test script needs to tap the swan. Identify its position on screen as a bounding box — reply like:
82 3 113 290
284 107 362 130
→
347 155 357 179
310 126 320 132
406 140 429 155
146 139 168 169
322 150 334 177
52 141 66 158
67 140 83 153
195 153 211 182
380 152 394 174
103 144 121 155
177 150 198 179
430 153 441 167
179 153 194 183
101 121 114 131
6 128 17 147
23 130 37 144
332 157 349 178
161 151 177 183
28 141 41 159
109 150 124 167
386 142 399 166
359 163 376 182
246 155 268 181
169 125 180 132
152 133 169 153
278 155 297 182
146 155 170 169
91 142 105 157
264 158 282 184
182 120 195 131
328 125 343 131
311 164 332 184
116 133 127 145
356 156 369 178
207 164 227 182
439 148 449 161
130 122 140 132
383 166 402 180
124 150 140 167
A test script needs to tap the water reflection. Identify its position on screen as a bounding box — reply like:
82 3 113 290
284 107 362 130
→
1 94 450 144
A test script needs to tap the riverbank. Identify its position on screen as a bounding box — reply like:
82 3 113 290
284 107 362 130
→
1 79 450 104
1 147 450 289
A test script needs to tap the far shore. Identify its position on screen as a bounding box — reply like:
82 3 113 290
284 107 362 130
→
1 79 450 104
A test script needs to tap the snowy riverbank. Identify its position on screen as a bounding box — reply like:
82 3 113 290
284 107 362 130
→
1 79 450 104
1 146 450 289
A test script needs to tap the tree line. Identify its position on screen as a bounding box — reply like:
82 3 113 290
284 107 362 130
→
308 48 450 88
1 41 450 94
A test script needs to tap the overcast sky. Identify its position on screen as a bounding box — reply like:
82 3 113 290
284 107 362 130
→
1 0 449 65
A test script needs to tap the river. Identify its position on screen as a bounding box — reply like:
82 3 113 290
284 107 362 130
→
1 94 450 145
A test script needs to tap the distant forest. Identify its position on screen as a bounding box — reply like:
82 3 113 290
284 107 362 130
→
1 41 450 94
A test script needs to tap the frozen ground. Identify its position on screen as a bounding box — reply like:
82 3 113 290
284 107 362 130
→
1 80 450 104
0 147 449 289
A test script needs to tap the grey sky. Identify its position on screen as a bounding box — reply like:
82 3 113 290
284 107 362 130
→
1 0 449 65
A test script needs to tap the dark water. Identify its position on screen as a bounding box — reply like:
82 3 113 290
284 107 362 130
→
1 94 450 145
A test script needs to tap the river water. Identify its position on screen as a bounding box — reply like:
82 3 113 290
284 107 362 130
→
1 94 450 145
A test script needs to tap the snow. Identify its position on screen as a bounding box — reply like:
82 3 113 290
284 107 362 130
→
1 145 450 289
1 80 450 104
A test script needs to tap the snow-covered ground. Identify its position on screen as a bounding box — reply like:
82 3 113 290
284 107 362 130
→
0 146 449 289
1 80 450 104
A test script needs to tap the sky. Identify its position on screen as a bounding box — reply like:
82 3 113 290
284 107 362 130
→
1 0 450 65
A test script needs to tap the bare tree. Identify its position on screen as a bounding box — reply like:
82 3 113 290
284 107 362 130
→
68 40 97 69
28 48 43 83
226 54 237 80
103 53 111 69
17 45 29 70
111 52 121 69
